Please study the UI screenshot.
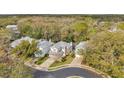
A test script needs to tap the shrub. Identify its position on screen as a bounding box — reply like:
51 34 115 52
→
61 57 66 62
70 52 75 57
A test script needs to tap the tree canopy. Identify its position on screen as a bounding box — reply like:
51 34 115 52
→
85 31 124 77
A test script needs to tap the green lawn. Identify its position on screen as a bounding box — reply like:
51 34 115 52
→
35 55 48 65
50 55 74 67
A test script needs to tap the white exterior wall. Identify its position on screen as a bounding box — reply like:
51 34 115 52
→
75 41 87 56
6 25 18 31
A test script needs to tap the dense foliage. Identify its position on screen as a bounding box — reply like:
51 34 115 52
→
12 40 38 58
17 17 92 42
0 60 33 78
0 29 33 78
18 19 43 39
117 22 124 30
0 16 19 28
85 32 124 77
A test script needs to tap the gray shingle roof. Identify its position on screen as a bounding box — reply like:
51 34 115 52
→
51 41 70 49
37 40 53 49
10 36 34 48
35 40 53 57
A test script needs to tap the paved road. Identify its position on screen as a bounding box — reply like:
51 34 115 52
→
32 67 103 78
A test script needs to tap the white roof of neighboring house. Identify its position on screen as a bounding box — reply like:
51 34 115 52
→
51 41 71 49
76 41 87 50
6 25 18 31
75 41 87 55
10 36 34 48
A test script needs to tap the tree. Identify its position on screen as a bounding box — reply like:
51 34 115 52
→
18 20 43 39
84 31 124 77
12 40 38 58
72 22 88 41
117 22 124 30
10 61 33 78
0 56 33 78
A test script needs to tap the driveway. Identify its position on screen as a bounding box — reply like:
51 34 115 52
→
39 57 57 71
70 56 83 67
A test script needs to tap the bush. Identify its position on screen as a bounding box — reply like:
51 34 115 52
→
35 54 48 65
70 52 75 57
61 57 66 62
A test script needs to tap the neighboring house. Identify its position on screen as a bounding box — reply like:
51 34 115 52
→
6 25 20 40
34 40 53 58
108 23 117 32
10 36 34 48
49 41 73 58
98 21 105 27
6 25 18 31
99 22 118 32
75 41 87 57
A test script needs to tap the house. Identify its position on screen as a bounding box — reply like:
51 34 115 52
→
75 41 87 57
10 36 34 48
6 25 18 31
34 40 53 58
6 25 20 40
49 41 73 58
108 23 117 32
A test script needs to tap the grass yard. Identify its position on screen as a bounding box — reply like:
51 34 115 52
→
50 55 74 67
0 29 10 38
35 55 48 65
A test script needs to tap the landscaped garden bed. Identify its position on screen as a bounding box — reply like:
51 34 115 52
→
34 55 48 65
